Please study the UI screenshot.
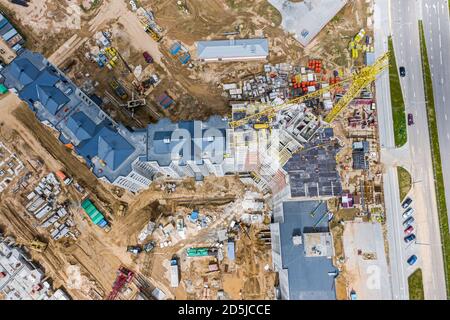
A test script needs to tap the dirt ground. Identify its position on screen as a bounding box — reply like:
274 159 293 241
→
0 0 374 300
1 0 371 127
0 92 273 300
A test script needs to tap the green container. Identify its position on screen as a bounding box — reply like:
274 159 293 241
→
0 84 8 95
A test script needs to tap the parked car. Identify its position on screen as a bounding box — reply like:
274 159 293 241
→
404 225 414 235
403 216 415 228
402 207 414 219
399 66 406 77
408 113 414 126
404 234 416 243
407 255 418 265
143 51 153 63
402 197 413 209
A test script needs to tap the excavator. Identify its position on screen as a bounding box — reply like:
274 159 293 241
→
14 238 48 253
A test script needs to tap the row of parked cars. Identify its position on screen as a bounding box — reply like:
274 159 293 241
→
401 197 418 266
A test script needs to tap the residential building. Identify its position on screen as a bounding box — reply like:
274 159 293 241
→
0 235 70 300
0 50 242 193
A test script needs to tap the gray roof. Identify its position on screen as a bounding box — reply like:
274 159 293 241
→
196 38 269 60
147 116 229 167
278 200 337 300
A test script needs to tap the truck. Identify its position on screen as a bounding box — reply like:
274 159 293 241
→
143 241 155 253
81 199 111 232
56 170 73 185
170 259 179 288
127 245 142 255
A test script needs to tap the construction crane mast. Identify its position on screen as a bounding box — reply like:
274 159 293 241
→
229 52 389 128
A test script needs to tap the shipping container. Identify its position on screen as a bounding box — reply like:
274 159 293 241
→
170 259 179 287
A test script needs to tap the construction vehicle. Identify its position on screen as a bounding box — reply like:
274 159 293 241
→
143 241 155 253
107 267 134 300
127 245 142 255
109 79 128 100
228 52 389 128
117 203 127 217
20 239 48 253
55 170 73 185
145 25 162 42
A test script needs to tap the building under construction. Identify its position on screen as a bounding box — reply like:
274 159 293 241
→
0 234 70 300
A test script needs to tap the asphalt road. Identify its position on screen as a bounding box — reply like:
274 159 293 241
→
389 0 447 299
374 0 406 300
422 0 450 229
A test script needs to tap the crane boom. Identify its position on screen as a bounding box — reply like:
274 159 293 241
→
324 52 389 122
229 52 389 128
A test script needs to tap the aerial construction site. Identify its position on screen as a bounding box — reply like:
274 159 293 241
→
0 0 403 302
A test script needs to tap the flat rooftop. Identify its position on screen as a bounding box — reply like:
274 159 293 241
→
268 0 348 47
196 38 269 60
277 200 337 300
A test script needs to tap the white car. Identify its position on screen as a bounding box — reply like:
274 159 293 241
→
130 0 137 11
402 207 414 219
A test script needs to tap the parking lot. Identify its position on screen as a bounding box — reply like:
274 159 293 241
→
343 221 391 299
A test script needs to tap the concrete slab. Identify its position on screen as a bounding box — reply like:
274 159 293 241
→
268 0 348 47
343 221 392 300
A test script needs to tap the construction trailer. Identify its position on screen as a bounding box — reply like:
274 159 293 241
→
186 247 217 257
170 259 179 288
107 267 134 300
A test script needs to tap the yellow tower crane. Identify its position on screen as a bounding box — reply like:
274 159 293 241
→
229 52 390 128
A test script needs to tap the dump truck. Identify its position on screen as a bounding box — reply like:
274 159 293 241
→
56 170 73 185
81 199 111 232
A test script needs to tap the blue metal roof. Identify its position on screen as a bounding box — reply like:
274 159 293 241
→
66 111 97 142
97 128 135 170
147 117 228 167
278 201 336 300
77 125 135 171
9 58 40 86
196 38 269 60
19 69 69 115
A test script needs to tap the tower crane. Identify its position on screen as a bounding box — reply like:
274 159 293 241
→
229 52 389 128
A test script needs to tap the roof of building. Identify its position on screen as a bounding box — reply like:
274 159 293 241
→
147 116 229 167
77 125 135 171
9 57 40 86
0 50 147 184
352 141 369 170
66 111 98 142
196 38 269 60
278 200 336 300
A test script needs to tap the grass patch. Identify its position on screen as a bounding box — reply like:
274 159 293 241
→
419 20 450 298
388 37 407 147
408 269 425 300
397 166 412 201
